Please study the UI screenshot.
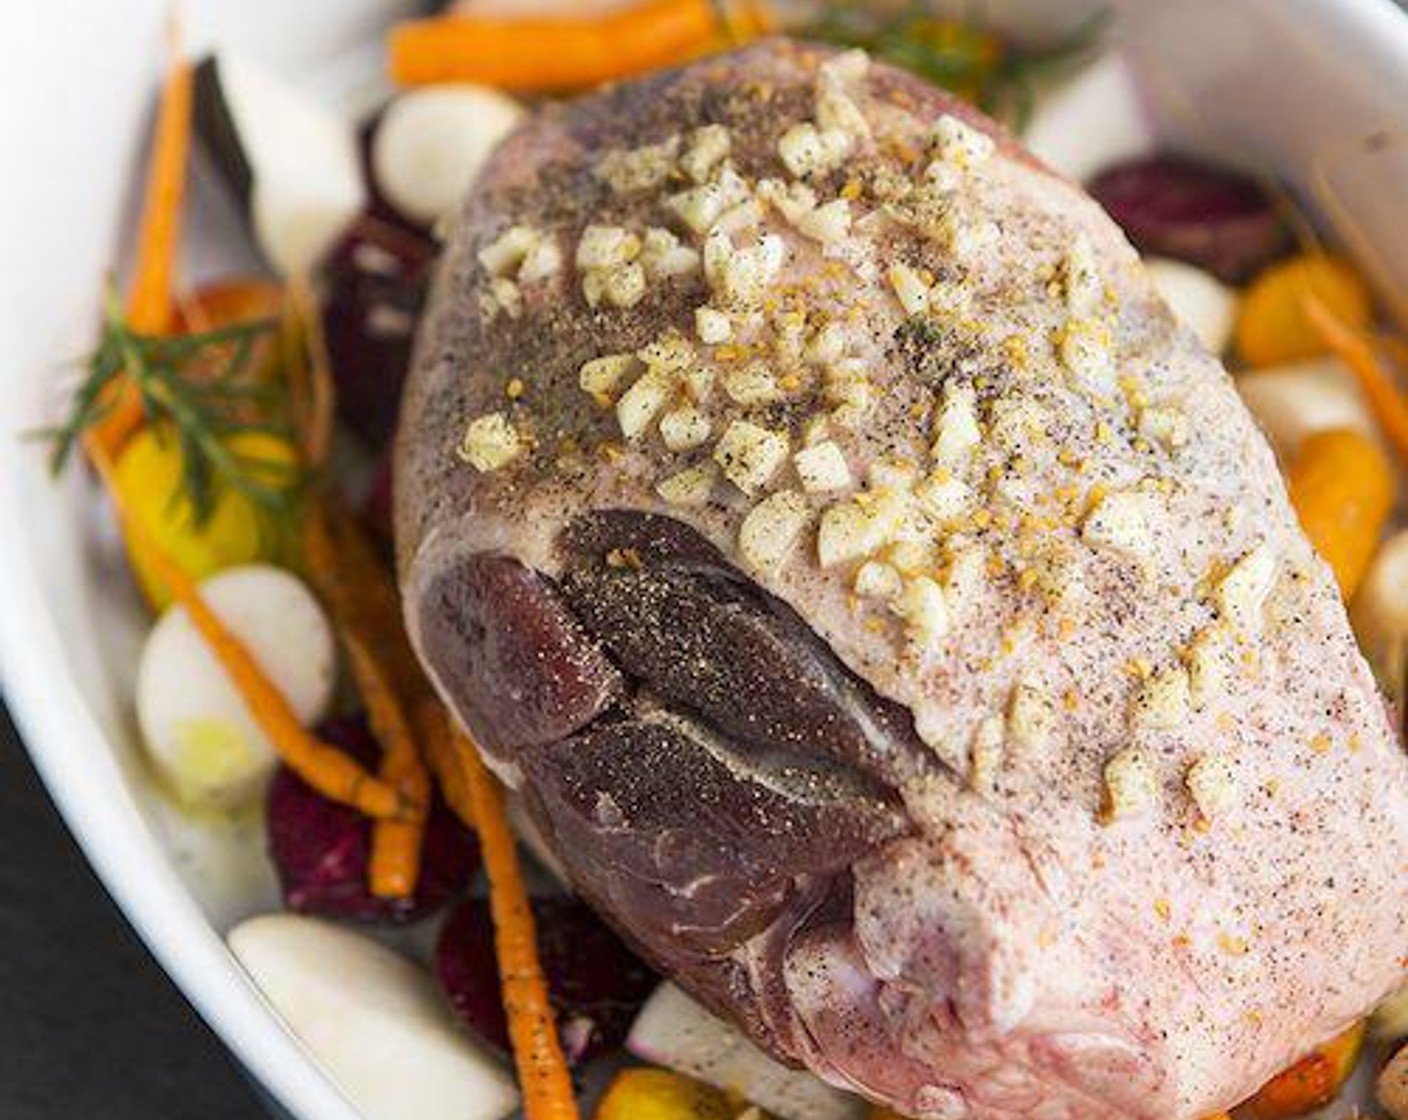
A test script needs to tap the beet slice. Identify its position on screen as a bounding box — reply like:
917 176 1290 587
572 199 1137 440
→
436 895 657 1066
1088 154 1289 283
266 714 478 924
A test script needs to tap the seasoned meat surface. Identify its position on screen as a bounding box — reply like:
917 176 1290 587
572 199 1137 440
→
396 38 1408 1120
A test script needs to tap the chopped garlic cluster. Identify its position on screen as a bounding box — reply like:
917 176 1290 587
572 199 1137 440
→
477 225 562 320
1102 747 1158 821
458 412 522 472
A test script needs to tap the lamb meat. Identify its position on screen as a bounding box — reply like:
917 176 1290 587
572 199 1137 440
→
395 39 1408 1120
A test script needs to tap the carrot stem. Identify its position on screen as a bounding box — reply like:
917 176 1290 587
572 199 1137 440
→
284 278 336 474
344 627 430 899
1302 292 1408 466
89 36 194 459
417 700 474 829
388 0 729 91
88 445 407 819
302 505 431 899
453 729 579 1120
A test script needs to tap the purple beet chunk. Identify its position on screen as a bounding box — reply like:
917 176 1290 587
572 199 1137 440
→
1088 154 1290 283
436 896 658 1065
267 714 478 925
319 217 437 450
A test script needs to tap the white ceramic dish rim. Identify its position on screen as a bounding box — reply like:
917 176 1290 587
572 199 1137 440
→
2 3 1407 1119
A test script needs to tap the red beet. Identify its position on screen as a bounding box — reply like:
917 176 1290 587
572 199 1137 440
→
267 714 478 924
436 896 658 1065
319 217 437 451
1088 155 1290 283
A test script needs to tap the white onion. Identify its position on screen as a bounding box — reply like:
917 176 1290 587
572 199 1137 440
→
229 914 519 1120
136 565 335 809
628 983 866 1120
1236 357 1379 461
372 86 524 227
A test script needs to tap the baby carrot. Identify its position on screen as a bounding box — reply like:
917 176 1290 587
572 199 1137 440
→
1302 292 1408 466
87 445 407 819
89 32 194 459
454 727 579 1120
1287 428 1393 600
126 56 193 334
302 504 431 899
343 626 430 899
416 699 474 830
388 0 729 91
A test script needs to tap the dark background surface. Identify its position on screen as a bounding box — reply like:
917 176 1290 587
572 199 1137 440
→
0 701 264 1119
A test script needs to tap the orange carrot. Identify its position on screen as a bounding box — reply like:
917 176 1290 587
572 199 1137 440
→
454 728 579 1120
89 39 195 459
1287 428 1394 599
175 278 285 335
1236 254 1371 369
302 505 431 899
416 699 474 829
288 274 432 895
87 444 408 820
1302 293 1408 465
343 627 430 899
388 0 736 91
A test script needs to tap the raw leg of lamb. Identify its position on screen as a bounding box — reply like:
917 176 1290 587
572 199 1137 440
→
395 38 1408 1120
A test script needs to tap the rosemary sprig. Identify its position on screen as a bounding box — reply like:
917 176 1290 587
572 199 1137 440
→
807 4 1109 130
42 281 302 529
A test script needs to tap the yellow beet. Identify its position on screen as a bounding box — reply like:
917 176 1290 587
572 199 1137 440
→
1236 254 1372 368
1238 1021 1365 1119
1287 428 1395 600
595 1068 758 1120
113 426 298 611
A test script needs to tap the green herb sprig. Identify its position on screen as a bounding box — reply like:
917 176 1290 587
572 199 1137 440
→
807 4 1109 130
41 281 301 529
